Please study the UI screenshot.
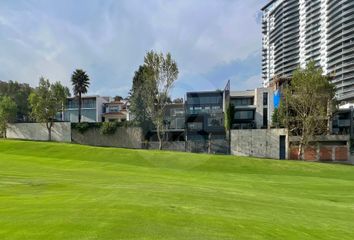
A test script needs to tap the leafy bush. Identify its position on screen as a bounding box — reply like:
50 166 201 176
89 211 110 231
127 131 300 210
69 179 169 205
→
100 122 118 135
72 121 135 135
72 122 93 134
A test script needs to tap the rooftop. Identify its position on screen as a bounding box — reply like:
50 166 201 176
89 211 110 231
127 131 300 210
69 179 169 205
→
67 95 110 100
186 90 224 96
104 101 126 105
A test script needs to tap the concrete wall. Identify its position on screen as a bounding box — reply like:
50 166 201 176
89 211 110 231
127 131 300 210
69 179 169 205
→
146 140 229 154
186 140 229 154
146 141 186 152
7 122 71 142
72 127 143 149
231 129 288 159
96 96 110 122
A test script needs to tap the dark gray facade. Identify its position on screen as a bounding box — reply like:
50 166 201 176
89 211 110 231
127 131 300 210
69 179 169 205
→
185 91 225 140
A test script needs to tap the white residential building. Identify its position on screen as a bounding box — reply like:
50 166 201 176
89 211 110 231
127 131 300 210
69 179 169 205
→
60 96 110 122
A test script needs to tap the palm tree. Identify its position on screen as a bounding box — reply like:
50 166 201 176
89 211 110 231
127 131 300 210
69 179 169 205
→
71 69 90 123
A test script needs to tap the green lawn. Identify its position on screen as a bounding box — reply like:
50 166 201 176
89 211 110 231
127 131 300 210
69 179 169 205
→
0 140 354 239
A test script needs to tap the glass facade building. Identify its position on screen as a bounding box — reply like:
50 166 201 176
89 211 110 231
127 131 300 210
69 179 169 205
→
186 91 225 140
61 96 109 123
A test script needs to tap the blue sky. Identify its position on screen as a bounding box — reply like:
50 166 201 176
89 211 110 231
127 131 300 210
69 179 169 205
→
0 0 267 98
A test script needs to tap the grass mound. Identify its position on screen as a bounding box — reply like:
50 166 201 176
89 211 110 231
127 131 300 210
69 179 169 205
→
1 140 354 239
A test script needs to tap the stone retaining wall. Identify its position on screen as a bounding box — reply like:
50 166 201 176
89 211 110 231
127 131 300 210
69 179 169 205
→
72 127 143 149
230 129 288 159
146 141 186 151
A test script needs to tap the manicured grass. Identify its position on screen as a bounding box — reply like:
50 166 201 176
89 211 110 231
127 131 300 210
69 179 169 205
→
0 140 354 239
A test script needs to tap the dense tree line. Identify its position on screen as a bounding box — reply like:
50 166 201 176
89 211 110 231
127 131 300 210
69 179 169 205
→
0 68 91 140
0 80 33 122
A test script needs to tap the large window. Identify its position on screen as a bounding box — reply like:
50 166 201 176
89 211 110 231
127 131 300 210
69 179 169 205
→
187 122 203 131
108 106 120 113
188 96 222 105
207 117 223 127
167 117 185 129
67 98 96 109
263 92 268 106
67 99 77 109
83 99 96 108
187 105 222 114
263 108 268 128
171 108 184 117
231 97 254 106
235 110 254 120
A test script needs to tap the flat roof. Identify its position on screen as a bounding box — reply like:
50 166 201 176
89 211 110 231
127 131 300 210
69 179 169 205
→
187 90 223 95
104 101 125 105
67 95 110 99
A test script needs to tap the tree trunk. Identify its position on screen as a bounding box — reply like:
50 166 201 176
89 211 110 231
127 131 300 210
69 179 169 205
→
208 133 212 154
298 137 304 160
78 92 82 123
326 99 332 135
157 124 162 150
228 129 231 154
47 122 53 141
48 128 52 141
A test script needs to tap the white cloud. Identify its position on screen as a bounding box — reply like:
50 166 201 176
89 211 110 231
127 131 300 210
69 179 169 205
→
0 0 267 96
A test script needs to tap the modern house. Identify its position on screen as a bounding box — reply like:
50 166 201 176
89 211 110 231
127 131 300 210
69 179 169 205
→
60 96 110 122
164 103 185 130
185 91 225 140
102 100 129 122
261 0 354 102
148 103 185 142
230 87 274 129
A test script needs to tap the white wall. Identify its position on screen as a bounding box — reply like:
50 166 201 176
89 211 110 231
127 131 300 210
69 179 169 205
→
7 122 71 142
96 97 110 122
255 87 274 128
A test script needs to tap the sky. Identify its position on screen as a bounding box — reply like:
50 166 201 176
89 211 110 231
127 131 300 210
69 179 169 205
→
0 0 267 99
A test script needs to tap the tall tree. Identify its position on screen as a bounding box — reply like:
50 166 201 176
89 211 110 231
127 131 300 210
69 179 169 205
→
71 69 90 123
129 65 156 128
29 78 69 141
144 51 179 150
281 61 336 160
0 96 17 138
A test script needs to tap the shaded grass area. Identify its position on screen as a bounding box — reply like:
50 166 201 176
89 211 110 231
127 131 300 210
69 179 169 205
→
0 139 354 239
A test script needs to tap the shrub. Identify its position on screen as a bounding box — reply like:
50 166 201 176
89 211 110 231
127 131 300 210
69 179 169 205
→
100 122 118 135
72 122 91 134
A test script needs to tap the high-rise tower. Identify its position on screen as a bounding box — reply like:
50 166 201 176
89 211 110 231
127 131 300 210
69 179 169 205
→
262 0 354 102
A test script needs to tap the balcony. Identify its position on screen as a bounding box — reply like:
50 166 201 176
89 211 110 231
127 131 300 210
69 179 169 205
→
187 108 223 115
337 119 351 127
